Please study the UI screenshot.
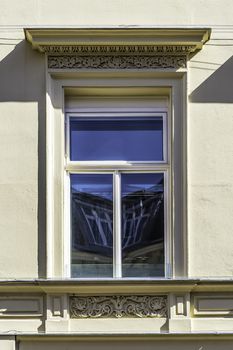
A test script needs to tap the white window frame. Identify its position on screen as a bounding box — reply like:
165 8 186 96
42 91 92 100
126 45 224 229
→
45 75 187 280
64 110 171 279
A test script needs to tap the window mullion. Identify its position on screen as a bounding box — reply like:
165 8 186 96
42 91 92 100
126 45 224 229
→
113 171 122 278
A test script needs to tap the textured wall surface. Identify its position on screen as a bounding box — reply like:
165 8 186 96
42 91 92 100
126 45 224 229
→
19 339 233 350
0 0 233 26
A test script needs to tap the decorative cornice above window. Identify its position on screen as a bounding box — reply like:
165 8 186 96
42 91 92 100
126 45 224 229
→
25 28 210 70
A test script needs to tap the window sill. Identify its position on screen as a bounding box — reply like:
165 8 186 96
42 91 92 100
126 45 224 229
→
0 278 233 293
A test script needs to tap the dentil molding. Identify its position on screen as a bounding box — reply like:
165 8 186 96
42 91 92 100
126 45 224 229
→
41 44 195 55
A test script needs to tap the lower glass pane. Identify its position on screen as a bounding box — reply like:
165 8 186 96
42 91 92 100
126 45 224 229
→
121 173 164 277
71 174 113 277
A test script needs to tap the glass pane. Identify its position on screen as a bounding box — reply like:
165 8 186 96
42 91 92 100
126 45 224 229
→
70 117 164 161
121 173 164 277
71 174 113 277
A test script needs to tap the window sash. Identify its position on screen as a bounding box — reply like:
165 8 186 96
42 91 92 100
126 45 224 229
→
64 111 170 279
66 112 168 165
67 170 169 279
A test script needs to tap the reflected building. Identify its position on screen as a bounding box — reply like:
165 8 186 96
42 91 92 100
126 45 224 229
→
71 183 164 277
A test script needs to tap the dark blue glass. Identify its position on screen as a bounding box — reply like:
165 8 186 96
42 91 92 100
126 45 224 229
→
70 117 163 161
71 174 113 277
121 173 164 277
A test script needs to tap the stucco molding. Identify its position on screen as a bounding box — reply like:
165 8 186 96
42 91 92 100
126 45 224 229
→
25 28 210 70
25 28 210 51
41 44 195 55
70 295 167 318
192 294 233 317
0 296 43 317
48 54 187 69
0 280 233 293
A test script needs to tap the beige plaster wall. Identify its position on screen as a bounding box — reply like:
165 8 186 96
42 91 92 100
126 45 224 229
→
0 1 232 278
0 30 46 278
188 34 233 277
0 337 15 350
0 0 233 26
18 339 233 350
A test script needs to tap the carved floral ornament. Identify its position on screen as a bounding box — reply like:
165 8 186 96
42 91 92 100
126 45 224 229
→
70 295 167 319
25 28 211 70
45 44 194 69
47 53 187 69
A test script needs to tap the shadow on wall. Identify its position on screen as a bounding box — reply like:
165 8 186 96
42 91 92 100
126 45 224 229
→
0 40 46 278
189 55 233 103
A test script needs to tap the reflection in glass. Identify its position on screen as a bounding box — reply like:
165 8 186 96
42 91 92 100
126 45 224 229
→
70 117 163 161
121 173 164 277
71 174 113 277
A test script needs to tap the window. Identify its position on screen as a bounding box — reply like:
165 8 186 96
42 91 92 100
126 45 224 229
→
25 27 209 279
65 111 169 278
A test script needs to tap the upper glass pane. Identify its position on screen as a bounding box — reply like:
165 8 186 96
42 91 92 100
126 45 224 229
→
69 116 164 161
71 174 113 278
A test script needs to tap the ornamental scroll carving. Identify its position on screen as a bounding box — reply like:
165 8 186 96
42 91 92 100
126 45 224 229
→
48 55 186 69
70 295 167 318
